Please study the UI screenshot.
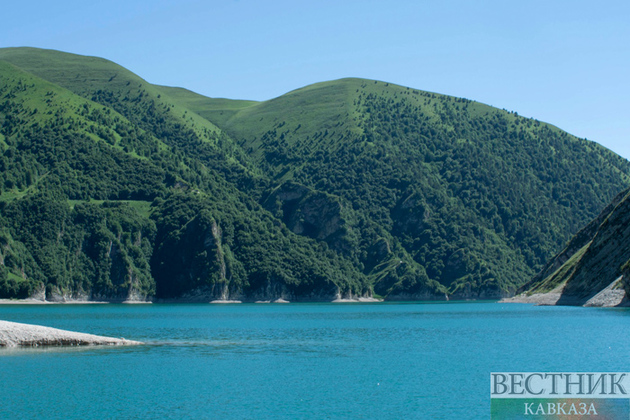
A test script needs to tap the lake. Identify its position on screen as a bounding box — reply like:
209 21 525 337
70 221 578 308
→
1 302 630 419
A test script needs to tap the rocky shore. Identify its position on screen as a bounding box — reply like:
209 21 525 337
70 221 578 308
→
0 320 143 347
500 279 629 307
500 293 563 306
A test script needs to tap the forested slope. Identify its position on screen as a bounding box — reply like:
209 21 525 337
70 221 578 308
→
1 48 628 301
173 78 630 298
0 48 367 301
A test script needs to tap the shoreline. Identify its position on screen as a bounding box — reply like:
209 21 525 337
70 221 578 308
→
0 296 400 304
499 293 562 306
0 299 152 305
499 288 629 307
0 320 143 347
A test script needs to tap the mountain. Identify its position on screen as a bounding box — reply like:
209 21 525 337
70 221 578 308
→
509 187 630 306
0 47 629 302
167 78 630 298
0 48 364 302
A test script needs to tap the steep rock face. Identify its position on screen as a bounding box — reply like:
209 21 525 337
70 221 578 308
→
391 191 433 238
88 236 153 302
515 188 630 305
558 191 630 301
0 230 41 298
262 183 451 300
518 188 630 294
243 281 340 302
0 198 155 302
366 246 447 300
152 209 236 299
263 182 357 255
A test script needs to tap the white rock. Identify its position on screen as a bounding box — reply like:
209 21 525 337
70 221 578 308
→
0 320 142 347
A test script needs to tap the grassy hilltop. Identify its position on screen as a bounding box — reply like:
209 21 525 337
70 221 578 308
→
0 47 628 301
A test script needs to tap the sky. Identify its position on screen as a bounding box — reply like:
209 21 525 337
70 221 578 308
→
2 0 629 159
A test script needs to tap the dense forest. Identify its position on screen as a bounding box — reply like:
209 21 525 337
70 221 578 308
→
0 47 628 301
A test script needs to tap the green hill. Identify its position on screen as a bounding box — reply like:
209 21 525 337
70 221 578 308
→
513 187 630 306
0 47 629 301
0 48 365 301
175 78 630 298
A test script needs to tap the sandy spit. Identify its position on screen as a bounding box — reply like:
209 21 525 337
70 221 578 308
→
0 320 143 347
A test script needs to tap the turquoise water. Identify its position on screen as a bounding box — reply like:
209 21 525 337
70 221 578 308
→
2 302 630 419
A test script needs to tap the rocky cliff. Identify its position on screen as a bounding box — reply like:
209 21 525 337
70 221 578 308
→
508 188 630 306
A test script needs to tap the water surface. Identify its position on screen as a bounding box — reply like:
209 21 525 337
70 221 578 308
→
1 302 629 419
